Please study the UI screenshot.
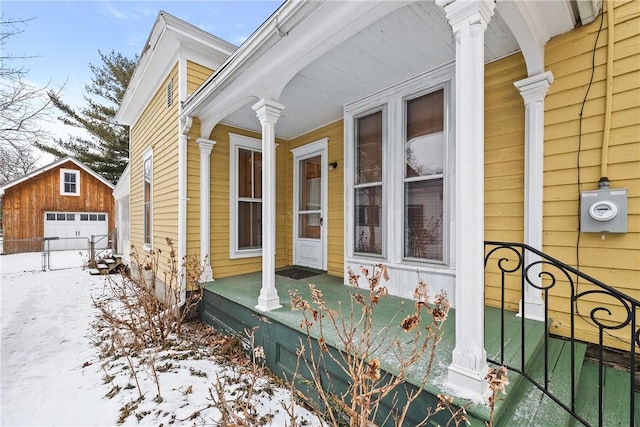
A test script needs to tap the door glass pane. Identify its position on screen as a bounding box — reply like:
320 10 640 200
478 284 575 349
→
356 111 382 184
299 213 321 238
404 179 443 260
238 201 262 249
354 186 382 255
298 155 322 239
406 89 444 178
299 155 321 211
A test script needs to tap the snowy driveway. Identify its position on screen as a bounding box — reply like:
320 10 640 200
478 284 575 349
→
1 265 120 426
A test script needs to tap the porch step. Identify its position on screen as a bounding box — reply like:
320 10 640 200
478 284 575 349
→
496 337 587 427
568 362 640 427
88 256 122 275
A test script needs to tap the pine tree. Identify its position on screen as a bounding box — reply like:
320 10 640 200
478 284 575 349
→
37 50 137 183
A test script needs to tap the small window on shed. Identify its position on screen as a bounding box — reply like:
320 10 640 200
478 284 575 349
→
60 169 80 196
166 78 173 108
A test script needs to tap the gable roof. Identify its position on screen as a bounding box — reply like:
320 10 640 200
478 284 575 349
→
115 11 237 126
0 157 114 196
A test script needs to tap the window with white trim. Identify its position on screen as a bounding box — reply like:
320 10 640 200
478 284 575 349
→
404 89 444 261
60 169 80 196
346 66 452 265
143 149 153 249
354 110 384 255
229 133 262 258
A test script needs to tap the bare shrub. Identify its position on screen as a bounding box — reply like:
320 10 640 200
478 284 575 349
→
287 264 460 426
92 238 205 400
206 326 277 426
485 366 509 427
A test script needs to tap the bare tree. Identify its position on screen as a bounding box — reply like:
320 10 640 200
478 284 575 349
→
0 14 55 185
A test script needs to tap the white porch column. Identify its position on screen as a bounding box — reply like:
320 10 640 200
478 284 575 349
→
438 0 494 396
196 138 216 282
252 99 285 312
514 72 553 321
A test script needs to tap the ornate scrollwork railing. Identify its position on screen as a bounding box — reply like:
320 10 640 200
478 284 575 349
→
484 241 639 427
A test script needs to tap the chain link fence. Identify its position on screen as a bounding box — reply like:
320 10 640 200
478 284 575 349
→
0 236 96 274
0 238 46 273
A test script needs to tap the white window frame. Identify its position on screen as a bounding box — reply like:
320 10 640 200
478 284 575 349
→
60 169 80 196
142 147 153 251
345 62 455 267
229 133 263 259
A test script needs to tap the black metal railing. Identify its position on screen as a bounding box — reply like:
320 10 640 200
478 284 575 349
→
484 241 638 427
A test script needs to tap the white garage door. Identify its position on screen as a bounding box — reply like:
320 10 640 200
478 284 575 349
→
44 212 108 250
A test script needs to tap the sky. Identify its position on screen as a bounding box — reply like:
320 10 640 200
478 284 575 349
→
1 1 283 163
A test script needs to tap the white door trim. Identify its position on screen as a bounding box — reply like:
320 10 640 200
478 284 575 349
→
291 138 328 270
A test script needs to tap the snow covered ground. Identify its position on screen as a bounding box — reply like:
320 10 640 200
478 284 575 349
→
1 253 319 426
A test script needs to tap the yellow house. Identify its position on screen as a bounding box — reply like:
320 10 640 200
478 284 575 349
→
117 2 639 425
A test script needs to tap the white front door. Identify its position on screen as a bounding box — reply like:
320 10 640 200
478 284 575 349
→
292 139 327 270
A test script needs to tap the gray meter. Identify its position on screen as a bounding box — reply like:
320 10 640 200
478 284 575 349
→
580 188 627 233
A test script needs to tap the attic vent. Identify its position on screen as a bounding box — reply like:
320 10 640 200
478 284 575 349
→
166 79 173 108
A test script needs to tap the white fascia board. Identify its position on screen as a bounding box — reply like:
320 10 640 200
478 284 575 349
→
112 163 130 198
116 11 237 126
0 157 114 194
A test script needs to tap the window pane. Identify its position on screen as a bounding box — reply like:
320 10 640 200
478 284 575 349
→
80 214 88 221
66 214 75 221
144 204 151 244
356 111 382 184
404 179 443 260
253 152 262 199
238 201 262 249
354 186 382 255
98 214 105 221
406 90 444 178
46 213 55 221
57 213 65 221
238 149 253 198
90 214 97 221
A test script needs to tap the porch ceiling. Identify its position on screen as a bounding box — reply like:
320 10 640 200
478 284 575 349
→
218 2 520 140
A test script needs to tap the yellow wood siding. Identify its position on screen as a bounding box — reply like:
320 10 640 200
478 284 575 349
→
129 63 180 275
483 53 528 310
207 124 287 278
186 117 203 258
544 0 640 349
186 61 213 95
287 121 345 277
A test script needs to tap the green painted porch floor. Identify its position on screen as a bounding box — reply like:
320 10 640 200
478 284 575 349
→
202 270 548 425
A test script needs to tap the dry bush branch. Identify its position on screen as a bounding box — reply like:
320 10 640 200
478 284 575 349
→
288 264 458 426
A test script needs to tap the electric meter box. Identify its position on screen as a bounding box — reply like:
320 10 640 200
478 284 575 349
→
580 188 627 233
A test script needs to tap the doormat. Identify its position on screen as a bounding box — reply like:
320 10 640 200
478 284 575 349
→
276 267 319 280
